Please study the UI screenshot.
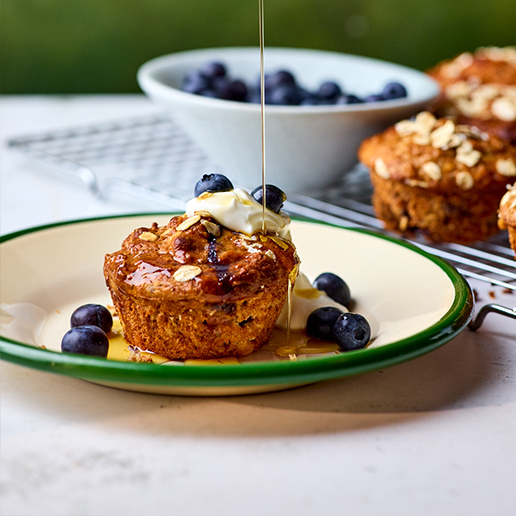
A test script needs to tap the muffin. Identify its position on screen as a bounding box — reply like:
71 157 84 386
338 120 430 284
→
498 185 516 259
104 190 299 360
358 111 516 243
427 46 516 144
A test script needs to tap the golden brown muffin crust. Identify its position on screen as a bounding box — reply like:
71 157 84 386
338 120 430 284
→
358 113 516 193
358 112 516 243
105 214 298 304
427 47 516 88
499 186 516 228
103 214 300 359
427 47 516 143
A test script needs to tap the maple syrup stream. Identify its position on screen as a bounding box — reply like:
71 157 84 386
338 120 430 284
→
259 0 294 343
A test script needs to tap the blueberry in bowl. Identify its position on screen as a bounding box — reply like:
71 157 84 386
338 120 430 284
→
138 47 440 192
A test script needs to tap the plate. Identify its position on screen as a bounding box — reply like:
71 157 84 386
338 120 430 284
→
0 215 473 396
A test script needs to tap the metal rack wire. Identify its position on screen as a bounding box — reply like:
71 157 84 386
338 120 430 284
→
7 114 516 299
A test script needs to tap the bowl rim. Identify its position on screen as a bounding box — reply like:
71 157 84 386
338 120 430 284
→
137 46 440 114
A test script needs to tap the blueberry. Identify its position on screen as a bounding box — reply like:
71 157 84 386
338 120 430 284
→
269 85 304 105
194 174 234 197
317 81 342 100
300 96 321 106
199 89 219 98
267 70 296 90
339 95 364 104
306 306 344 340
71 304 113 333
227 79 248 101
200 61 227 79
181 71 210 94
255 73 271 91
382 82 407 100
332 313 371 351
313 272 351 307
61 325 109 357
363 94 385 103
251 184 287 213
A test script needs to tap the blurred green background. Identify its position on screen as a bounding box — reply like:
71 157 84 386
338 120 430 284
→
2 0 515 94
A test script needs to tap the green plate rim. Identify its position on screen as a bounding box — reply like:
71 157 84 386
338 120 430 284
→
0 213 474 387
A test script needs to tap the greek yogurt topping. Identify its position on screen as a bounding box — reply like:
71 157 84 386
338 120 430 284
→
186 188 291 239
275 272 348 330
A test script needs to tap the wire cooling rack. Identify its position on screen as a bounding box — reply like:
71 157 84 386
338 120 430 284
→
6 114 516 301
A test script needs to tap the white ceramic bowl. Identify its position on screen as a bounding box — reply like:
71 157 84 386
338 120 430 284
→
138 47 439 193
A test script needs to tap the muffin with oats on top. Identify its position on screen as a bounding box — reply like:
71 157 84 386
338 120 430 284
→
358 111 516 243
103 183 299 360
498 185 516 259
427 46 516 144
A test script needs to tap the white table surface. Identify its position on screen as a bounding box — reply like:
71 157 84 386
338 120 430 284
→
1 95 516 516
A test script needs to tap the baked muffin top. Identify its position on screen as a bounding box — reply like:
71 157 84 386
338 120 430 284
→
499 186 516 227
358 111 516 193
428 47 516 88
427 47 516 125
104 214 299 303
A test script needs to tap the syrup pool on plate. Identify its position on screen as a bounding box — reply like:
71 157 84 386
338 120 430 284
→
106 314 340 365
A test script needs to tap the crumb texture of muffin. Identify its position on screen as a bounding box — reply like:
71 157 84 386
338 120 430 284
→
427 47 516 144
498 186 516 259
104 214 299 359
358 111 516 243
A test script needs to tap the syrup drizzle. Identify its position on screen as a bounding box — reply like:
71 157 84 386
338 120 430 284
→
259 0 266 234
258 0 293 346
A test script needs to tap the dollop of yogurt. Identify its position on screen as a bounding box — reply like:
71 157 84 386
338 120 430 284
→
186 188 291 239
276 272 348 330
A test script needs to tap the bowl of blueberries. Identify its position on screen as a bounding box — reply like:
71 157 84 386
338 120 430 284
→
138 47 439 193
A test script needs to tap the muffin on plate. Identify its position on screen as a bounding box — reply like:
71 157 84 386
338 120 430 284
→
104 184 299 360
358 111 516 243
498 185 516 259
427 46 516 144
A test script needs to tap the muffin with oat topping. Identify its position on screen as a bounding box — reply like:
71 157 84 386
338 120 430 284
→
498 185 516 259
358 111 516 243
104 191 299 359
427 46 516 144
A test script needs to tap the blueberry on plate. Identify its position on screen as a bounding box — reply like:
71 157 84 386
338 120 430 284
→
332 312 371 351
251 184 287 213
313 272 351 307
306 306 344 340
71 303 113 333
194 174 234 197
61 325 109 357
382 82 407 100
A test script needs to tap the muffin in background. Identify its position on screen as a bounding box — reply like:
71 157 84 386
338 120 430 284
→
427 46 516 144
358 111 516 243
498 185 516 259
